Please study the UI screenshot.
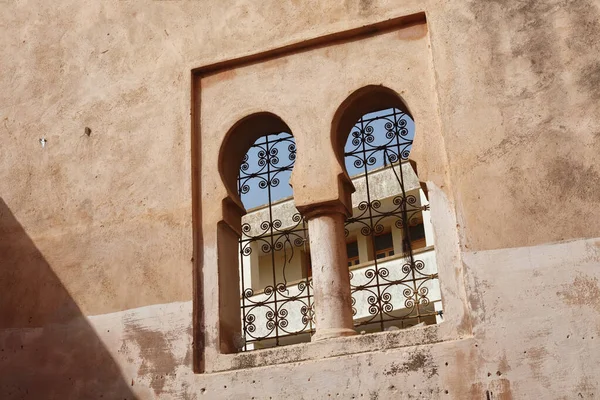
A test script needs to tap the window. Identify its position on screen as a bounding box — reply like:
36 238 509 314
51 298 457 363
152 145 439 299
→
347 241 360 266
374 232 394 259
406 223 426 251
210 91 443 359
342 104 442 333
237 131 314 351
195 18 470 373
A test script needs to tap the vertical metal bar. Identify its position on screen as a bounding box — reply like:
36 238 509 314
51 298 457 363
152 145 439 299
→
239 242 247 351
359 116 385 333
238 170 248 352
392 109 420 324
264 134 280 346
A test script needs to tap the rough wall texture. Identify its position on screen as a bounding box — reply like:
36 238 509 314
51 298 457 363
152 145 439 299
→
438 0 600 251
1 0 600 398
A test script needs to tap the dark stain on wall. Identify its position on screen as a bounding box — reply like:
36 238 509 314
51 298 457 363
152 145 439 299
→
567 0 600 49
488 378 514 400
384 348 438 379
546 157 600 204
232 351 258 370
451 0 600 251
578 61 600 101
123 319 178 396
557 274 600 313
469 0 562 97
466 274 490 327
575 376 596 398
0 198 136 399
359 0 374 13
525 346 550 387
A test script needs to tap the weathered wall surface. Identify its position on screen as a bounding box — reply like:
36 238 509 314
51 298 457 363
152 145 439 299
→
2 238 598 399
437 0 600 251
1 0 600 398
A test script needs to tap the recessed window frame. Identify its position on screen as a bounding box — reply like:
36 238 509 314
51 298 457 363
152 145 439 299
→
191 13 472 373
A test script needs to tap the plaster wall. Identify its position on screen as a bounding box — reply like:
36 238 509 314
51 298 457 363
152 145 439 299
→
1 238 598 399
1 0 600 398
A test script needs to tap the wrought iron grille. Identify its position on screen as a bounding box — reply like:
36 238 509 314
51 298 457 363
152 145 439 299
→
344 108 442 332
238 132 314 351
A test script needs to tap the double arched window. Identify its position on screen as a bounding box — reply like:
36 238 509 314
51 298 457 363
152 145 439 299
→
223 87 442 352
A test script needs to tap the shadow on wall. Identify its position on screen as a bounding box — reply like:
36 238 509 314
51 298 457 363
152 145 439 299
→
0 198 137 399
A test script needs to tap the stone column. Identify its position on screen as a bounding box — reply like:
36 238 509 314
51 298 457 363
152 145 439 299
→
305 207 356 341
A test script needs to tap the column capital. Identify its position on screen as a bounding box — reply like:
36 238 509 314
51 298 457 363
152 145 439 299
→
295 172 355 220
298 199 349 221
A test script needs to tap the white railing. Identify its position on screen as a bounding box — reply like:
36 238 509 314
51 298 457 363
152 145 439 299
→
350 247 441 327
241 247 440 347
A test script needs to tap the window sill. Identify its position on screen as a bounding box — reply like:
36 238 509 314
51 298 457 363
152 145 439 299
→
203 321 464 373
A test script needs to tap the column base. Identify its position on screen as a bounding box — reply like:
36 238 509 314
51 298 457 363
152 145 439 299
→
311 328 357 342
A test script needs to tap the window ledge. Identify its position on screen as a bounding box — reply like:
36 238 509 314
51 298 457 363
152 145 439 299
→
203 321 466 373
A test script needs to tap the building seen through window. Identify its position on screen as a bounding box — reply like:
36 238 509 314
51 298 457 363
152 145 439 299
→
237 131 313 351
343 107 441 333
236 107 442 351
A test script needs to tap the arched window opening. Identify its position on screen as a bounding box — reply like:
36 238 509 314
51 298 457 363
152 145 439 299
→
342 106 442 333
238 132 295 209
237 131 314 351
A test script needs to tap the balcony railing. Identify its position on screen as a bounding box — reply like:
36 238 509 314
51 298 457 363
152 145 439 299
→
241 246 440 350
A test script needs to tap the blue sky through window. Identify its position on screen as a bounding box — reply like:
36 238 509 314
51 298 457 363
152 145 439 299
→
238 108 415 210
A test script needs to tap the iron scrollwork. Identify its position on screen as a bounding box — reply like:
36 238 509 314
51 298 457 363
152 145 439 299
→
344 108 441 331
238 132 314 351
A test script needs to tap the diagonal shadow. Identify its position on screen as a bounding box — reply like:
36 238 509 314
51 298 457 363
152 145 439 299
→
0 197 137 399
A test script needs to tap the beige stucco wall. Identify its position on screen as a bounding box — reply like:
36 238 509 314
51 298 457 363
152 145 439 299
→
2 238 598 398
1 0 600 398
